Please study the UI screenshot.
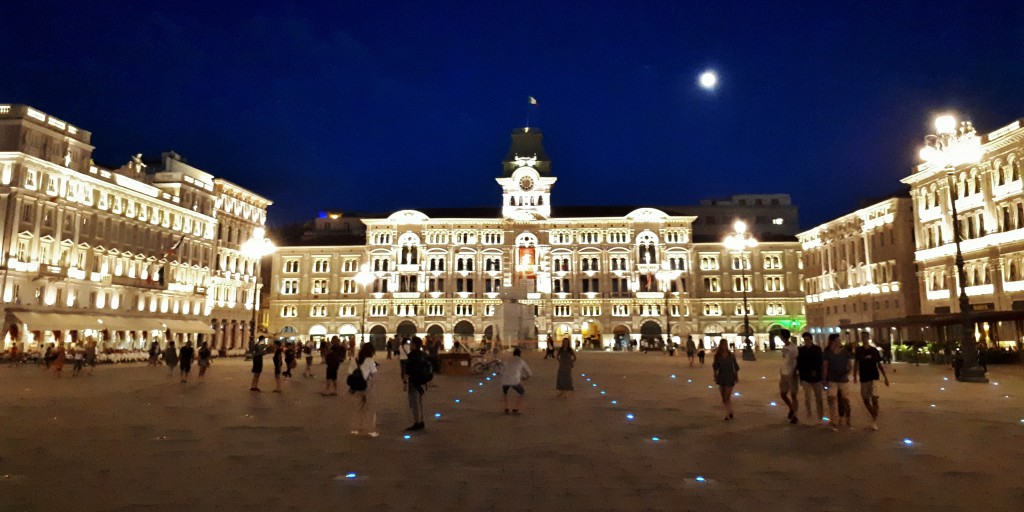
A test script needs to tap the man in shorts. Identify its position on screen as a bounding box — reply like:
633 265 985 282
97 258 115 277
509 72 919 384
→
778 329 799 424
822 333 853 430
796 332 824 423
500 348 533 415
853 336 889 431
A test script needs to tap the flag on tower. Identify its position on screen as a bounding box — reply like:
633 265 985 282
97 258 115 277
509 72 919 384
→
529 96 538 105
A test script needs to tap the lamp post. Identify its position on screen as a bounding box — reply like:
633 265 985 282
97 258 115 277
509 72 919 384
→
920 114 988 383
724 220 758 355
354 269 376 346
657 268 682 351
240 227 275 351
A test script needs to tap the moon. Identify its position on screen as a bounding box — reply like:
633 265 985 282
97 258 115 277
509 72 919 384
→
698 70 718 90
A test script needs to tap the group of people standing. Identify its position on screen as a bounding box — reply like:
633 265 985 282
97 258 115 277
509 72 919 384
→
154 340 212 384
777 330 890 430
41 340 99 378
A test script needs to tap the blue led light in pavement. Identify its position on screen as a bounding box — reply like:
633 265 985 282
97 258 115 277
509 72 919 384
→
586 378 592 382
581 373 587 377
346 473 357 479
707 385 713 389
611 400 618 405
626 413 635 420
687 379 692 383
403 435 411 440
600 391 606 395
695 476 706 483
994 382 1000 386
651 437 660 442
478 382 483 386
434 413 441 419
455 399 461 403
940 387 945 391
943 377 949 381
930 404 936 408
485 377 491 381
592 383 597 387
671 374 677 379
822 417 829 422
733 392 741 397
769 401 777 407
468 389 474 393
903 438 914 446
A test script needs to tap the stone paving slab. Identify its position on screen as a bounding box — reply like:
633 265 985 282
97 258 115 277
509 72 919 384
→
0 352 1022 512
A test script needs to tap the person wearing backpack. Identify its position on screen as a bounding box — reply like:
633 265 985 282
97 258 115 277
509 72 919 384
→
349 343 378 437
402 338 432 431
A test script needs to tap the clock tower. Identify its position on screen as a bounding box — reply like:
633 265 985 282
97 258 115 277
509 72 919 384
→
497 127 557 220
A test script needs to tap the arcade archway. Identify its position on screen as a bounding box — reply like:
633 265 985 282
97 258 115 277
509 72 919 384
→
397 320 417 339
453 321 475 341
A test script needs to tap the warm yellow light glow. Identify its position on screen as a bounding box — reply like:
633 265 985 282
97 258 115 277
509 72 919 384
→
733 220 747 234
935 114 957 134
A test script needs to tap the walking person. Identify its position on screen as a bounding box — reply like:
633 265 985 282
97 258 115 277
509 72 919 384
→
403 338 432 431
43 344 54 370
697 339 706 366
853 337 890 431
686 336 697 367
323 339 343 396
349 343 379 437
250 335 265 391
85 339 97 376
500 348 533 415
303 340 315 378
796 332 824 423
556 338 576 398
148 340 160 366
197 341 212 381
544 335 556 359
179 341 195 384
283 343 296 379
163 341 178 380
71 346 85 377
822 334 853 430
272 341 284 392
777 329 799 424
712 341 740 421
52 343 66 378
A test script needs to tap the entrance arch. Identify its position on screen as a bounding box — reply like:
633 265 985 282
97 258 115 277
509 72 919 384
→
397 320 417 339
427 324 444 337
369 325 387 349
640 321 662 339
767 323 785 350
309 324 328 345
453 321 475 341
581 320 601 350
555 323 572 340
483 325 494 341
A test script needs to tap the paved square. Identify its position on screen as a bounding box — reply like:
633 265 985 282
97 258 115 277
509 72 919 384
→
1 352 1022 511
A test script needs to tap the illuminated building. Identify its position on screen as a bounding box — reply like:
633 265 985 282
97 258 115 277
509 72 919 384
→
0 104 270 354
798 196 921 344
268 127 805 349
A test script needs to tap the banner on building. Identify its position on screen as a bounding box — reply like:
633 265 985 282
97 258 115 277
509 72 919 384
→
517 247 536 279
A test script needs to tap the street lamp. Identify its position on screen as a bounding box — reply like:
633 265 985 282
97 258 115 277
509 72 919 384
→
657 268 682 350
240 227 276 351
724 220 758 354
354 268 376 346
920 113 988 383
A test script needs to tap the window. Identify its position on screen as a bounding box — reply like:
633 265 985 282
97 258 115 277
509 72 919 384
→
763 255 782 270
281 279 299 295
581 278 599 293
342 260 358 272
703 277 721 292
484 257 502 272
579 231 600 244
482 232 503 244
731 255 750 270
457 278 474 293
396 304 417 316
339 305 357 317
551 231 572 244
455 304 474 316
553 278 571 293
765 276 784 292
700 256 720 270
703 303 722 316
608 231 628 244
311 279 328 294
553 257 571 272
664 230 684 243
428 256 446 272
373 278 389 293
554 305 572 316
636 233 657 264
580 257 600 271
312 258 330 273
734 303 754 316
612 304 630 316
280 305 298 317
611 278 629 296
399 275 417 292
668 256 687 271
283 259 300 273
341 279 356 294
484 304 496 316
485 278 501 293
371 232 394 245
456 256 474 272
427 304 445 316
733 276 752 292
581 305 601 316
610 257 628 271
310 304 328 317
370 305 388 316
428 278 445 292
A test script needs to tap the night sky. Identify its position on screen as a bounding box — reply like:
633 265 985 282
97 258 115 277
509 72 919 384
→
3 1 1022 228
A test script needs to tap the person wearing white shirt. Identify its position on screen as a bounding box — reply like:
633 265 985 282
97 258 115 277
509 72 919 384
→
778 330 799 424
500 349 533 415
350 343 379 438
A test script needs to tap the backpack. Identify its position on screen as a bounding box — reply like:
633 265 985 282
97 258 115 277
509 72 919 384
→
346 366 367 391
410 354 434 386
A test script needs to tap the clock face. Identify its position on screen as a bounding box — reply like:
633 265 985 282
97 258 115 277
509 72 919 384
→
519 176 534 191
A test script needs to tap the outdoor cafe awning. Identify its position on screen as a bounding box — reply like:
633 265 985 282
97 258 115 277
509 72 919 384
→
9 311 103 331
161 319 214 334
8 312 213 334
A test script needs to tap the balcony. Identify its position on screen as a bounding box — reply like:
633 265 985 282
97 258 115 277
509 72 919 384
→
392 292 421 299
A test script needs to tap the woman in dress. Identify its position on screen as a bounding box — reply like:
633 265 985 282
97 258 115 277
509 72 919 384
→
197 341 212 381
250 337 265 391
712 341 740 421
697 339 707 366
323 337 343 396
555 338 576 398
52 343 66 378
350 343 379 437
